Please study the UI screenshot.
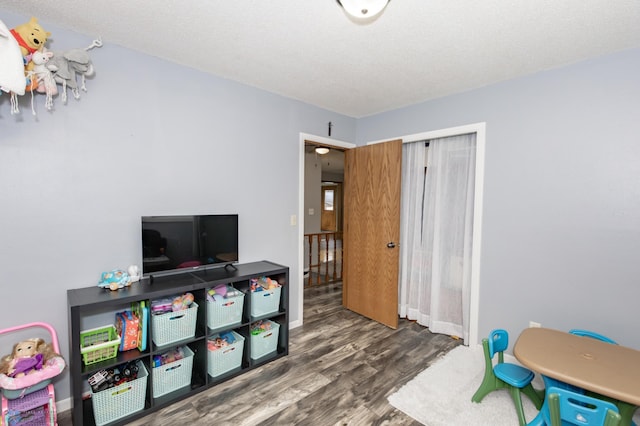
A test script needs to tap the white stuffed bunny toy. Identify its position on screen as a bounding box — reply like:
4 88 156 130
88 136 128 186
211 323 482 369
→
30 48 57 111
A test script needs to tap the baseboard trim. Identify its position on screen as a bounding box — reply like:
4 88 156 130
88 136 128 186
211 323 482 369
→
57 396 71 413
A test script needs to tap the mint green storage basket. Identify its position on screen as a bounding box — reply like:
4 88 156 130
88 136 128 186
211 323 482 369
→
250 321 280 360
207 292 244 330
91 360 148 426
208 331 245 378
151 303 198 347
152 346 194 398
250 287 281 318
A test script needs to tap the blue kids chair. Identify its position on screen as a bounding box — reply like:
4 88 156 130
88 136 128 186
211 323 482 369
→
547 386 622 426
471 329 543 426
569 329 618 345
566 331 637 425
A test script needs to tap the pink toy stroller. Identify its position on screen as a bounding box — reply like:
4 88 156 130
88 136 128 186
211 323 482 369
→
0 322 66 426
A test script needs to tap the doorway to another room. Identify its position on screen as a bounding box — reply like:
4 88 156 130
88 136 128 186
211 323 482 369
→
298 124 484 346
303 142 345 288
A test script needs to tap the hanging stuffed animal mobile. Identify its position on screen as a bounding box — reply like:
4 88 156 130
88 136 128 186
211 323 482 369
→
47 37 102 104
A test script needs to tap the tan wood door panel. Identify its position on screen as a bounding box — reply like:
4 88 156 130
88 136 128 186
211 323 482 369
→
343 139 402 329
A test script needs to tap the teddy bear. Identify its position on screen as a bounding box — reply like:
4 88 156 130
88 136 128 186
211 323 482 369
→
10 17 52 92
10 17 50 58
0 338 60 378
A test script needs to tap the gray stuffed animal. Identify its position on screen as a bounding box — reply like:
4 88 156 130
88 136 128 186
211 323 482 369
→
47 48 95 103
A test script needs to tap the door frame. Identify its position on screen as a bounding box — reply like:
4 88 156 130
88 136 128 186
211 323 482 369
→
296 122 485 346
295 133 355 329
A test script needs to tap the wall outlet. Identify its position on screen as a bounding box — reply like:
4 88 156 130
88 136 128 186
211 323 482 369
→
529 321 541 328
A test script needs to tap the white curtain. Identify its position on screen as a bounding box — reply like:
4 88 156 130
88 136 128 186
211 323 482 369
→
398 133 476 345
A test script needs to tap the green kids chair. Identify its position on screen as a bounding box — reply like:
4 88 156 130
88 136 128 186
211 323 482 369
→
471 329 543 426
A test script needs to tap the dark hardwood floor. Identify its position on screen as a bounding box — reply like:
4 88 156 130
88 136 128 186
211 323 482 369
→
58 283 460 425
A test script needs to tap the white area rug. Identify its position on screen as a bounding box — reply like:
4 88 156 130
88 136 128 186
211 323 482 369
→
388 345 539 426
389 344 640 426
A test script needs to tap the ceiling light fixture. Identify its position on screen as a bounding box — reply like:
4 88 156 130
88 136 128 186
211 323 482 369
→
315 147 330 155
336 0 390 20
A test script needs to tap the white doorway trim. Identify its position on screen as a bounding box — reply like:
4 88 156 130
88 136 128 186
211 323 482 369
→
294 133 356 329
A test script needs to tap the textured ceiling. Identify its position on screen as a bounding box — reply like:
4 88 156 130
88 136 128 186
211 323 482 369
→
2 0 639 117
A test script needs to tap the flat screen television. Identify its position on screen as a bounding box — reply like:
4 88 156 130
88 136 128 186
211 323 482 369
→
141 214 238 276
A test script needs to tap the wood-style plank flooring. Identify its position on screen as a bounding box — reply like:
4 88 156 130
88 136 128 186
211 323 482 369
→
58 283 460 425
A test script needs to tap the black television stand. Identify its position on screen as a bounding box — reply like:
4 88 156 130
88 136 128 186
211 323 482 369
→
67 260 289 426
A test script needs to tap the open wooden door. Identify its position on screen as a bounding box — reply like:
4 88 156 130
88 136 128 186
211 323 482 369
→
343 139 402 329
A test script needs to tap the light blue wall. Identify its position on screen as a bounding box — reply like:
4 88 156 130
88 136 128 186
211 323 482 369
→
0 12 356 401
357 47 640 350
3 10 639 404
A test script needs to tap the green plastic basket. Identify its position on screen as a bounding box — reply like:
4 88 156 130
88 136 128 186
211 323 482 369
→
80 325 120 366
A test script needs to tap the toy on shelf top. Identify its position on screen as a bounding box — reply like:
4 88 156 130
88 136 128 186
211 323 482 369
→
128 265 141 282
97 265 141 291
98 269 132 291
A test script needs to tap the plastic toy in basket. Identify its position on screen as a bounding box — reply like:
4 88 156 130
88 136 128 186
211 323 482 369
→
152 347 186 368
88 361 140 393
151 292 194 314
91 360 147 426
0 322 65 399
207 331 237 351
250 277 280 292
250 320 273 335
207 284 241 302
